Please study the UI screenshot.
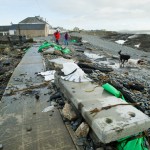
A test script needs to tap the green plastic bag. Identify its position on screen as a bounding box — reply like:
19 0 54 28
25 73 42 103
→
102 83 121 98
61 48 71 54
117 136 148 150
54 45 62 51
38 43 51 52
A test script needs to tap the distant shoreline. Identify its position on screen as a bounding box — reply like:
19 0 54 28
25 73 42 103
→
119 30 150 35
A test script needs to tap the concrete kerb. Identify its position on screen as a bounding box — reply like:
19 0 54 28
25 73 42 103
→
55 73 150 144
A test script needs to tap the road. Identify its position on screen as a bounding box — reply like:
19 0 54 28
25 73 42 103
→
71 32 150 61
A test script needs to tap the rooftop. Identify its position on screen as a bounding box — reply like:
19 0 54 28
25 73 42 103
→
19 16 48 24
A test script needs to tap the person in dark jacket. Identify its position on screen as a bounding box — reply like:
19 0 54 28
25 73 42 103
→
64 32 69 46
54 30 60 45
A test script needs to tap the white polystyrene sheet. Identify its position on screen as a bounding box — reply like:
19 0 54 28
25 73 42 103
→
61 63 79 75
115 40 126 45
61 62 92 82
38 70 56 81
134 43 140 48
49 57 74 65
128 35 139 39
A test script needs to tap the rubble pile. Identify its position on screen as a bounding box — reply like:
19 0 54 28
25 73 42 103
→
40 36 150 149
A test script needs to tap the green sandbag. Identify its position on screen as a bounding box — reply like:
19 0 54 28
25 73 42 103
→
62 48 71 54
70 39 77 43
54 45 62 50
102 83 121 98
117 136 148 150
38 43 51 52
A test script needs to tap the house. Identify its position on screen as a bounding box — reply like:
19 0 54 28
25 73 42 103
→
0 16 51 37
0 26 10 36
16 16 50 37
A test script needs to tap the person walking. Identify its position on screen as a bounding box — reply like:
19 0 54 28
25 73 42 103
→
64 32 69 46
54 30 60 45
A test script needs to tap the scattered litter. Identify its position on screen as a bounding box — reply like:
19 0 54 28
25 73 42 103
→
82 40 88 43
128 34 139 39
38 70 56 81
61 63 92 82
42 106 54 112
134 43 140 48
115 40 126 45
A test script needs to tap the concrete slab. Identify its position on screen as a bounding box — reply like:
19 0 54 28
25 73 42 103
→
9 63 45 85
55 75 150 143
55 76 111 109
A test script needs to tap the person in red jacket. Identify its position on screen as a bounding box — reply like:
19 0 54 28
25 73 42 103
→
54 30 60 45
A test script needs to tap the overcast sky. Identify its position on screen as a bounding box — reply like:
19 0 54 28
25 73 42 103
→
0 0 150 31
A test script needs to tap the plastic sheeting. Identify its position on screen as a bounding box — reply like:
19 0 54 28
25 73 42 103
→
61 63 92 82
49 57 74 65
38 70 56 81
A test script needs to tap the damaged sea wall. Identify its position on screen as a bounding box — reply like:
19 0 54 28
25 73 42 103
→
55 73 150 144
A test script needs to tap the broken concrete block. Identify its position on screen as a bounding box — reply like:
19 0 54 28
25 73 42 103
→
62 103 77 121
75 122 89 138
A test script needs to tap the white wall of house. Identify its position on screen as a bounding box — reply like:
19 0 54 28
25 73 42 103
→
9 30 16 35
49 28 56 35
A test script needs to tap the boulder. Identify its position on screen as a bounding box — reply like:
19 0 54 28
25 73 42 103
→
75 122 89 138
62 103 77 121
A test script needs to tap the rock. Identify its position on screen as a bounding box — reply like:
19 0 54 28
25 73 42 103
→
26 126 32 132
96 148 104 150
62 103 77 121
95 57 107 62
63 55 72 59
3 47 10 54
49 92 61 101
71 118 83 130
53 50 63 56
0 144 3 150
128 82 144 91
82 68 93 74
76 137 86 146
75 122 89 138
105 146 113 150
58 100 65 106
35 94 40 100
3 59 11 66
